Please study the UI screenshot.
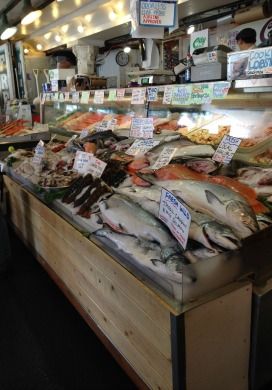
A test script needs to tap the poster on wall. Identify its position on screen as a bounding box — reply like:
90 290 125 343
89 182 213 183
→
190 29 209 54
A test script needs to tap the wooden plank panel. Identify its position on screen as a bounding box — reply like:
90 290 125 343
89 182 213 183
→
7 183 172 359
10 207 171 390
185 283 252 390
5 177 173 389
5 176 172 328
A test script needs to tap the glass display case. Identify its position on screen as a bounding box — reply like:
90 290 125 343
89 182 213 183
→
8 84 272 308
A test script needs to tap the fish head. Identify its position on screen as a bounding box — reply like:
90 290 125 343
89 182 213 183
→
204 222 240 251
226 200 259 238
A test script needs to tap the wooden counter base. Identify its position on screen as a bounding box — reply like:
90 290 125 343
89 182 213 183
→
4 175 252 390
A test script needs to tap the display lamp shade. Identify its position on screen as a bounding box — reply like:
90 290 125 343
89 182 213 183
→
21 0 42 25
0 13 17 40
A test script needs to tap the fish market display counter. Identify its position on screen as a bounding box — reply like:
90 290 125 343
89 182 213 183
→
3 173 253 390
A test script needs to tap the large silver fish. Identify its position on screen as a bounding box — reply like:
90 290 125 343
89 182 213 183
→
96 228 194 283
99 193 179 248
147 139 215 166
116 186 240 250
138 176 259 239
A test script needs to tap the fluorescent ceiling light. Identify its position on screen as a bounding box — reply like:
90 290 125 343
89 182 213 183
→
21 0 42 25
1 27 17 40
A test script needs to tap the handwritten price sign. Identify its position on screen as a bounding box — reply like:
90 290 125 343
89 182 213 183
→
212 135 241 165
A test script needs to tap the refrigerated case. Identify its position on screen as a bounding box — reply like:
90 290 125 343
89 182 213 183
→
4 83 272 389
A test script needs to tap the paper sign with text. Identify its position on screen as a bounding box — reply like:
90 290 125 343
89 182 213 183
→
131 88 146 104
139 0 177 27
80 91 90 104
32 140 45 165
212 135 241 164
150 147 177 169
87 156 107 178
33 123 49 132
95 119 117 132
65 92 70 101
72 92 80 104
159 188 191 249
171 85 191 105
117 89 125 100
108 89 117 101
80 129 89 140
163 86 173 104
126 139 160 156
147 86 159 102
130 117 154 139
73 151 94 174
94 90 104 104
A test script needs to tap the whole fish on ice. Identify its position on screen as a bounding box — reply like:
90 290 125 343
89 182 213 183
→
138 176 259 239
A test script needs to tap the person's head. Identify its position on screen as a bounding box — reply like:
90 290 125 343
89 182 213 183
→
236 28 257 50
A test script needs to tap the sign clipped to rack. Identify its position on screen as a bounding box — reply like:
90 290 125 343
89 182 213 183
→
126 139 160 156
65 92 70 101
94 90 104 104
147 87 158 102
159 188 191 249
72 92 80 103
108 89 117 101
139 0 177 27
150 146 177 169
80 91 90 104
212 135 241 164
95 119 117 132
163 86 173 104
130 117 154 139
117 88 125 100
131 88 146 104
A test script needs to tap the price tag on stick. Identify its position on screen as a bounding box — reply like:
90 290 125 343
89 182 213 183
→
150 147 177 170
159 188 191 250
212 135 241 165
126 139 160 156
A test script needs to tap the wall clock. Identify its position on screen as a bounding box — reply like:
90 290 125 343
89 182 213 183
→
115 50 129 66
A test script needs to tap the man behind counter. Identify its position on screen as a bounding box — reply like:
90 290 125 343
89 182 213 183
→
236 27 257 51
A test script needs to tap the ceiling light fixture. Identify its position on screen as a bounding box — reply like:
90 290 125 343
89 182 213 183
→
21 0 42 25
0 14 17 40
77 24 84 33
61 24 69 33
24 48 29 54
36 43 43 50
124 46 131 53
187 25 195 35
109 10 117 21
55 34 61 42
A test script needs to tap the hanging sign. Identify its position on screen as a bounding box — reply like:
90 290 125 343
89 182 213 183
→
212 82 231 99
163 86 173 104
80 91 90 104
190 84 213 104
212 135 242 164
126 139 160 156
108 89 117 101
117 88 126 100
94 90 105 104
139 0 177 27
171 86 191 105
159 188 191 250
147 86 159 102
130 117 154 139
190 29 209 54
131 88 146 104
150 146 177 169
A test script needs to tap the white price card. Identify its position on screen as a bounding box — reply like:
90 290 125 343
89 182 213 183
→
126 139 160 156
94 90 104 104
88 156 107 178
80 129 89 140
80 91 90 104
117 88 125 100
163 86 173 104
73 151 93 174
147 87 158 102
65 92 70 101
131 88 146 105
159 188 191 250
33 122 49 132
108 89 117 101
95 119 117 132
130 117 154 139
59 92 65 102
72 92 80 103
212 135 241 165
150 147 177 170
32 140 45 165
